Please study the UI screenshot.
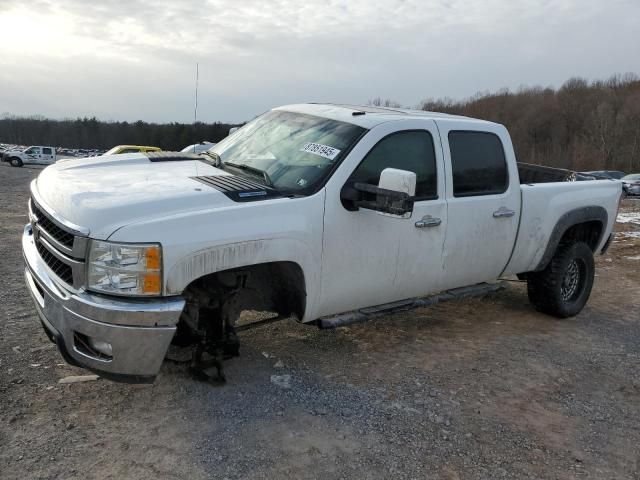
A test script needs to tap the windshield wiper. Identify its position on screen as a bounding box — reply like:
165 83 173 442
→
201 153 275 188
224 162 275 188
200 150 222 167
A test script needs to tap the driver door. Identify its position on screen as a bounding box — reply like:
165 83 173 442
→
318 120 447 318
24 147 40 164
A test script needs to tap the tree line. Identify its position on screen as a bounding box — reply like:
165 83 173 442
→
3 73 639 173
373 73 640 173
417 73 640 173
0 116 238 151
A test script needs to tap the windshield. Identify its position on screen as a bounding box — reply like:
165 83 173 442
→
623 174 640 180
210 110 366 193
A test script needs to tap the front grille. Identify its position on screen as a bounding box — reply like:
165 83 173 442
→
31 200 75 249
35 240 74 284
30 196 87 288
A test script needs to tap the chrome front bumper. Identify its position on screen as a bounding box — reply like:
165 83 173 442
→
22 224 185 382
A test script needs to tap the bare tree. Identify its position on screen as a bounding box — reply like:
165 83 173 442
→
416 73 640 172
368 97 403 108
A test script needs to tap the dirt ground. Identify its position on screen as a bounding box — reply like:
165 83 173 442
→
1 163 639 479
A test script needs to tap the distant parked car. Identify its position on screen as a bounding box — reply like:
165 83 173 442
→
622 174 640 196
1 145 57 167
104 145 162 155
582 170 626 180
180 141 216 154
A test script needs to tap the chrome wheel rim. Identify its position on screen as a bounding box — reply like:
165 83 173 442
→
561 259 581 301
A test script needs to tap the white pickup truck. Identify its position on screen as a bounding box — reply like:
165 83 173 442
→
22 104 622 383
3 145 57 167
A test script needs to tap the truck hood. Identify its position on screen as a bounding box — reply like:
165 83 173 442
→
35 153 237 239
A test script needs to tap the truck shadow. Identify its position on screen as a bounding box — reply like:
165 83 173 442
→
163 284 570 387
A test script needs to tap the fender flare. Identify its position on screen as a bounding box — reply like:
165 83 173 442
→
164 238 318 320
166 239 314 292
533 206 608 271
164 238 320 322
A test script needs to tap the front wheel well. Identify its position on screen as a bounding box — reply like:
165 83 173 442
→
182 261 307 322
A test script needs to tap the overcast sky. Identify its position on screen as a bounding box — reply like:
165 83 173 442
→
0 0 638 123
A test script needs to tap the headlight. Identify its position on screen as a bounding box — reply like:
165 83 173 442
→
87 240 162 296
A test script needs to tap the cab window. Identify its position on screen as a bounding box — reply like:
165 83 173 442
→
42 147 52 155
349 130 438 199
449 131 508 197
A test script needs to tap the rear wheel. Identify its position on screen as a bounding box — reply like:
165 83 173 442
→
9 157 23 167
527 241 594 318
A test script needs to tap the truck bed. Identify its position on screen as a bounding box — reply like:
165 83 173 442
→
517 162 594 183
503 178 622 275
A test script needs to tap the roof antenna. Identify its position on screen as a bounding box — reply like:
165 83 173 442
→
193 62 199 153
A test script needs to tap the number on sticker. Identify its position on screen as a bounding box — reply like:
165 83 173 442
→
300 143 341 161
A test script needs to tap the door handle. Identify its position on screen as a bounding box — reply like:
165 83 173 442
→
493 207 516 218
415 215 442 228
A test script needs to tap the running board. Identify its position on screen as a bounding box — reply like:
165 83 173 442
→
235 314 288 332
316 282 505 329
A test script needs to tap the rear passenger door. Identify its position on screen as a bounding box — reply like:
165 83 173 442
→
437 121 521 289
41 147 55 164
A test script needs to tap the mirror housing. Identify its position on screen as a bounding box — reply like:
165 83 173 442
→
341 168 416 216
378 168 416 196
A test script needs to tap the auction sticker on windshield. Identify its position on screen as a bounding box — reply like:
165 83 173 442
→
300 143 341 161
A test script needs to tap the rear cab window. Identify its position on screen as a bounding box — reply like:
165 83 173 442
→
448 131 508 197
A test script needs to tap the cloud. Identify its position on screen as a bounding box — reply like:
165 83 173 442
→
0 0 638 123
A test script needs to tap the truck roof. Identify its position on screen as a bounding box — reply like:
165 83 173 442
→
276 103 498 129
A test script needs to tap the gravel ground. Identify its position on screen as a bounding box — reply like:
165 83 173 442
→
1 163 639 479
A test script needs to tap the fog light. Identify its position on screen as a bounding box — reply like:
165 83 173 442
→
74 332 113 360
88 338 113 357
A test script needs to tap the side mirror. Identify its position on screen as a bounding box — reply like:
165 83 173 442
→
378 168 416 196
341 168 416 216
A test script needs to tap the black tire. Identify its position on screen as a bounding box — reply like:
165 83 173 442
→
527 241 595 318
9 157 23 167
